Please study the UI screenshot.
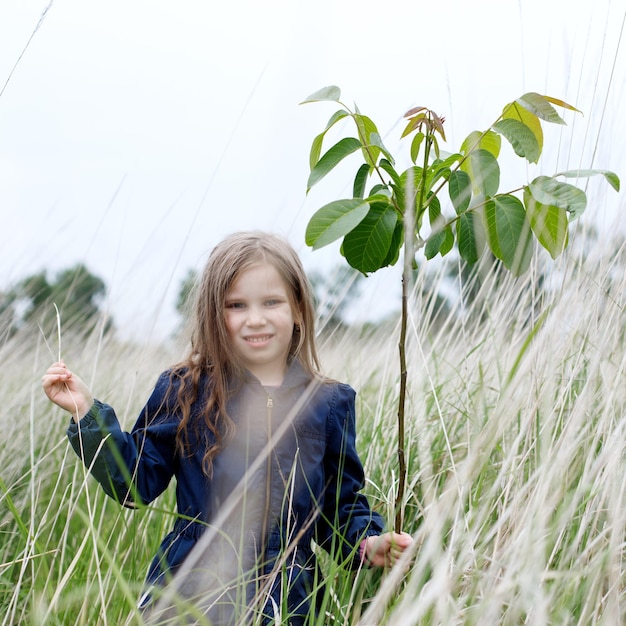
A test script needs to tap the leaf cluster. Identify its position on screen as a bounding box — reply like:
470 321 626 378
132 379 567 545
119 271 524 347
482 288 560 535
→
302 87 620 276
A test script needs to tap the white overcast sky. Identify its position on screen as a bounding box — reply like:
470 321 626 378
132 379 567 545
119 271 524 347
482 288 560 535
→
1 0 624 341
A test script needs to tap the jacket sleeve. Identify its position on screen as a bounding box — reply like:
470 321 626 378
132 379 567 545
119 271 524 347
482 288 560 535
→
317 383 385 568
66 373 179 507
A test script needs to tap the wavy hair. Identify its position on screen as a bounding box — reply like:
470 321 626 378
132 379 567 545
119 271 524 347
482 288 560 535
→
172 231 321 476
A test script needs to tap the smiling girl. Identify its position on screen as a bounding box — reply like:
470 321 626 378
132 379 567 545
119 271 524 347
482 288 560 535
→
42 231 412 624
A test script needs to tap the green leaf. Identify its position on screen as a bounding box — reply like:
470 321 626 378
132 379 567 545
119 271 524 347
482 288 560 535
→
309 110 350 169
439 226 455 256
460 130 501 159
410 132 425 164
399 166 424 215
492 118 540 163
465 149 500 197
428 194 442 225
484 195 533 274
342 202 398 273
516 92 565 125
305 199 370 250
449 170 472 214
425 225 454 259
528 176 587 219
380 221 404 267
355 114 381 167
502 102 543 155
435 152 463 170
524 187 569 259
353 163 370 199
307 137 362 191
457 210 485 264
323 109 349 131
555 169 621 192
309 133 324 170
301 85 341 104
379 159 401 186
370 132 395 164
425 229 446 259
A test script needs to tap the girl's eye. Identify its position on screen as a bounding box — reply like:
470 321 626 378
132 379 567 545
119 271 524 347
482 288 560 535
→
226 302 245 309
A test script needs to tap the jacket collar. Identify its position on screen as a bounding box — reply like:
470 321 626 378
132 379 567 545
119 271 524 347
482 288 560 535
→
239 357 312 391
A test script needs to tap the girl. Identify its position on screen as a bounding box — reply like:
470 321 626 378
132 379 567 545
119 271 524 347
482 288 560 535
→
42 231 413 624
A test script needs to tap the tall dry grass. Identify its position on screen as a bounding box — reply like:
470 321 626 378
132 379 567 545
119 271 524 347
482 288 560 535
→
1 222 625 624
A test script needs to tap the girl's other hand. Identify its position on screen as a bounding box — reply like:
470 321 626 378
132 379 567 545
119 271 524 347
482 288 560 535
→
364 531 413 568
42 361 94 422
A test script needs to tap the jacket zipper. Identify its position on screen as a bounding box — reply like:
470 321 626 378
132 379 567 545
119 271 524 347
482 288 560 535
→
261 393 273 549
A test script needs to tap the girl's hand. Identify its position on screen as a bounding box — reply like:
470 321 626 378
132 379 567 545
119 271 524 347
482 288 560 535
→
364 531 413 568
42 361 94 422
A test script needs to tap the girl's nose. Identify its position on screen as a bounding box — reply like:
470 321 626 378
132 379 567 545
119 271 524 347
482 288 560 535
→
246 307 266 326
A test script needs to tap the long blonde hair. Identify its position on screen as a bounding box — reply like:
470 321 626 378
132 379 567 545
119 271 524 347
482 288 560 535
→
173 231 321 476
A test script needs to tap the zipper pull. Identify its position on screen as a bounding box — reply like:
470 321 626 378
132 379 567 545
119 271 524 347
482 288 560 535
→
266 396 273 408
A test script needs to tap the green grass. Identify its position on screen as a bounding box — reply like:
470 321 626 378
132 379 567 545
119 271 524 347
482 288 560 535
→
1 228 625 624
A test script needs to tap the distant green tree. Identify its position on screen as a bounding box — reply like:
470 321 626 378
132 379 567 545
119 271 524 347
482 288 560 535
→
5 263 111 336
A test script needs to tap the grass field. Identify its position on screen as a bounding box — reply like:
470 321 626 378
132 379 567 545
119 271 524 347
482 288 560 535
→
1 225 625 624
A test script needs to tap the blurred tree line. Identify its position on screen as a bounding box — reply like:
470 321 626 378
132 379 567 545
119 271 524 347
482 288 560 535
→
8 230 615 343
0 263 111 339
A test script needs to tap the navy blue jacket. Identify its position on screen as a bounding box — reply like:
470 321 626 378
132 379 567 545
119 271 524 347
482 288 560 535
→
67 360 384 622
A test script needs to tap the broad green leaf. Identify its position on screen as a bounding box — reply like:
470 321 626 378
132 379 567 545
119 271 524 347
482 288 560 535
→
301 85 341 104
460 130 501 159
555 169 621 192
516 92 565 125
492 118 540 163
439 226 455 256
353 163 370 199
484 195 533 274
381 221 404 267
524 187 569 259
410 132 425 164
425 225 454 260
355 114 380 167
502 101 543 154
425 228 447 259
449 170 472 214
343 202 398 273
428 194 442 226
529 176 587 219
462 149 500 197
307 137 362 191
305 199 370 250
457 209 485 264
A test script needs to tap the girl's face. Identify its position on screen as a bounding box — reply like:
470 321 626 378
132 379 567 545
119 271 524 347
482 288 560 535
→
224 262 300 386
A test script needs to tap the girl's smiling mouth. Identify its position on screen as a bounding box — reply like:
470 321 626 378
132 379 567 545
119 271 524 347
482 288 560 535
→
244 335 273 344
